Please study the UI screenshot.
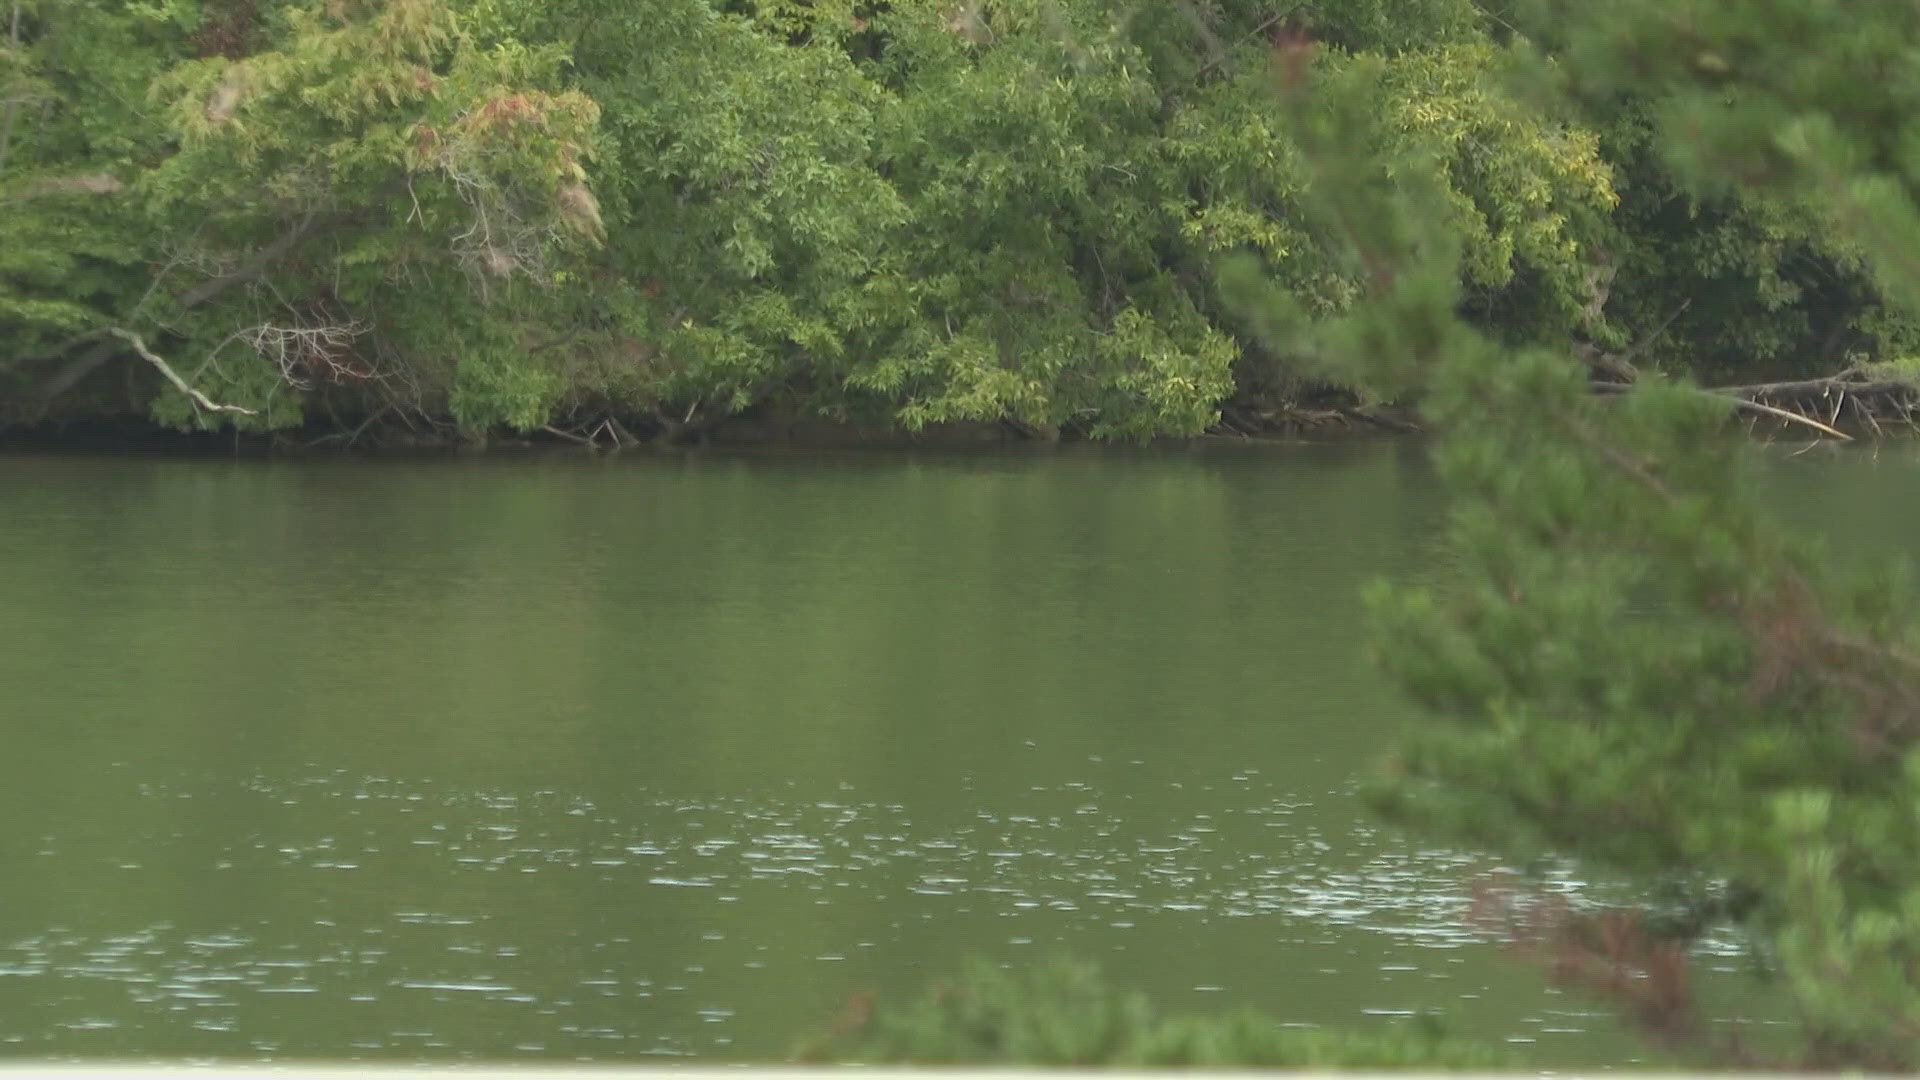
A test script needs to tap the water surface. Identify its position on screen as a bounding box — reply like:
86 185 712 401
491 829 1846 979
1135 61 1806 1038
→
2 441 1843 1064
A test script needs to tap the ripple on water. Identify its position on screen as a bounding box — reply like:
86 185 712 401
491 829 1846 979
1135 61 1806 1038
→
0 769 1735 1060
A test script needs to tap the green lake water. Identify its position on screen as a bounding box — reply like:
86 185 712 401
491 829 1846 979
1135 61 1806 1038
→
4 439 1895 1066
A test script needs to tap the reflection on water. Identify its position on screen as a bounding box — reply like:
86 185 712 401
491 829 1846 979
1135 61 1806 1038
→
0 442 1823 1065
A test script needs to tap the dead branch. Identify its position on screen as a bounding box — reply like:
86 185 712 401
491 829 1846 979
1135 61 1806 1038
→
605 416 639 447
1710 372 1913 401
1341 404 1421 433
28 214 325 412
4 174 126 201
1720 395 1853 441
1577 301 1691 387
1465 877 1771 1066
175 212 320 308
1589 372 1920 440
1704 366 1920 439
241 319 373 388
539 414 639 449
541 423 595 446
1579 344 1638 386
105 328 257 417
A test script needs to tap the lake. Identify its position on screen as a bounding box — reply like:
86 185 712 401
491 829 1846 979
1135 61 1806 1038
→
5 439 1890 1065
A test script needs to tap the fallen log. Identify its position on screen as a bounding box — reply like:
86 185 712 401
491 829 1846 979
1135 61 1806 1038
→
1592 380 1855 440
1708 371 1914 403
1710 367 1920 439
1589 360 1920 440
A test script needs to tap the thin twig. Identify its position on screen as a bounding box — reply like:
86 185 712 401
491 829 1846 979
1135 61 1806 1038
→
1622 298 1691 366
342 403 392 449
1192 3 1309 81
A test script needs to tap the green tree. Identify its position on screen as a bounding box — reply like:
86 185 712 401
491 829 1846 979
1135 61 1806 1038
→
0 0 174 418
4 0 602 433
1228 1 1920 1066
12 0 1911 447
5 0 1638 442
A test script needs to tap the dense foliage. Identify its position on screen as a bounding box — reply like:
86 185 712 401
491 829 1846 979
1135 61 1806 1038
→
4 0 1902 441
1225 0 1920 1068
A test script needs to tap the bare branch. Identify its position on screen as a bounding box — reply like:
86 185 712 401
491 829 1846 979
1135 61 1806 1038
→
1711 373 1913 400
4 174 125 201
1720 395 1853 441
541 423 595 445
1592 378 1863 440
175 212 320 308
240 319 372 388
105 328 258 416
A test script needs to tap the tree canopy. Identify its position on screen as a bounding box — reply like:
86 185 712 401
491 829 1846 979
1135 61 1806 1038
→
6 0 1903 442
1238 0 1920 1067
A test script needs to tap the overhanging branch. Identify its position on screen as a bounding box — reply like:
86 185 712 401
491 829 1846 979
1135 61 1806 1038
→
106 328 257 417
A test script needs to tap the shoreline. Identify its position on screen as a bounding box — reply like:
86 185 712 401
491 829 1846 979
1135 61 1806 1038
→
0 412 1416 455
